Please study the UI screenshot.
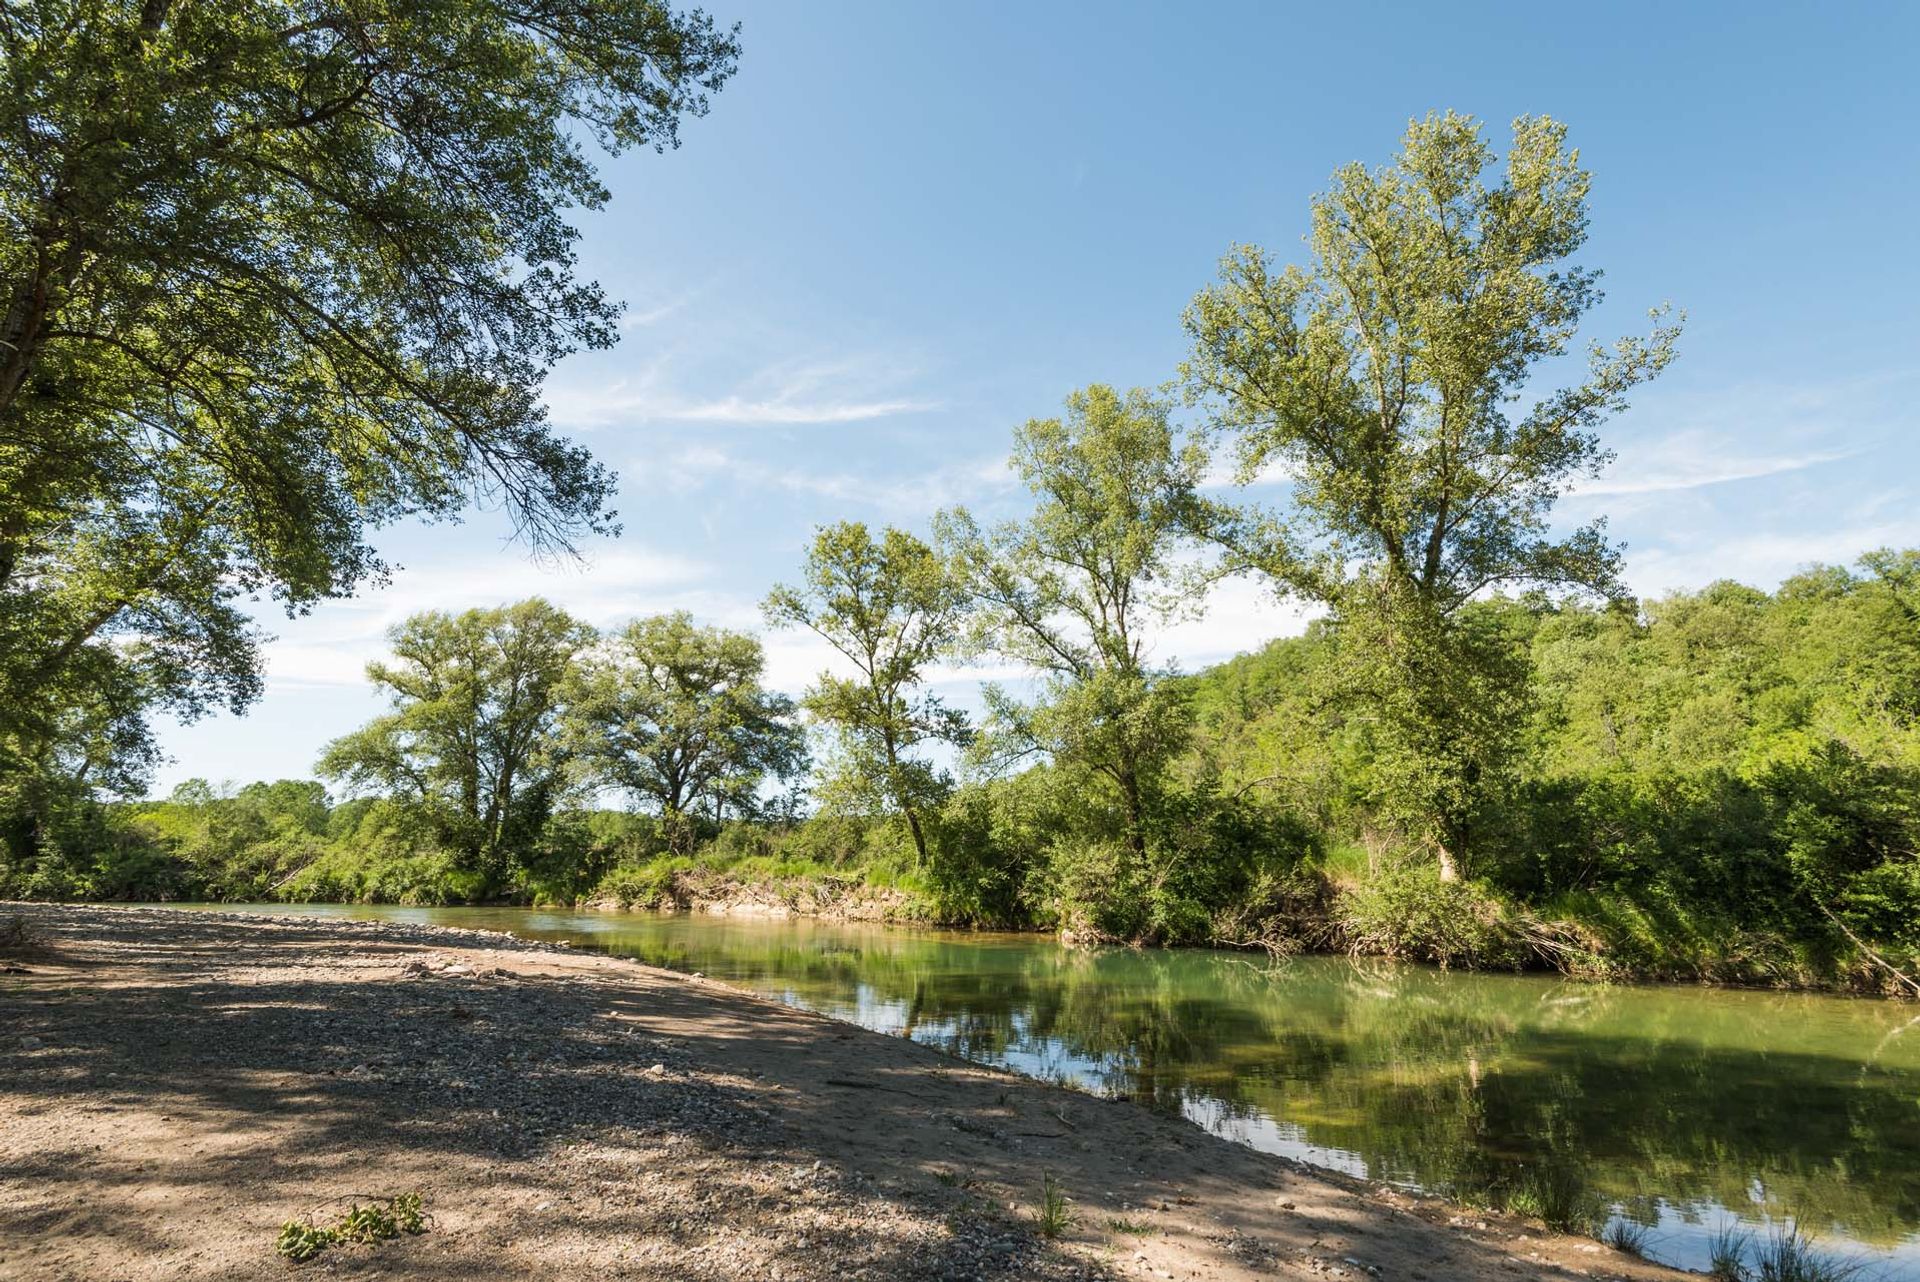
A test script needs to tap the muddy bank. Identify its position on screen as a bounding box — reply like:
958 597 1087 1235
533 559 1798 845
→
583 870 922 922
0 904 1682 1281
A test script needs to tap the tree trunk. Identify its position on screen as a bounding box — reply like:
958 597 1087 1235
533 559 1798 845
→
1118 767 1147 864
902 803 929 866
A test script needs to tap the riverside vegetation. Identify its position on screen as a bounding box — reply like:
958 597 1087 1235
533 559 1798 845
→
12 539 1920 992
5 106 1917 993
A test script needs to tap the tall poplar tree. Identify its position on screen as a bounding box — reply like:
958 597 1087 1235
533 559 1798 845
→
764 523 968 864
1184 112 1681 878
317 599 591 882
940 385 1213 865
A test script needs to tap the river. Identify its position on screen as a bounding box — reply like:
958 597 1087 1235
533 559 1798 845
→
180 903 1920 1278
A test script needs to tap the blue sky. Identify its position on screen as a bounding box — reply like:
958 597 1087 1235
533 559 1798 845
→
151 1 1920 795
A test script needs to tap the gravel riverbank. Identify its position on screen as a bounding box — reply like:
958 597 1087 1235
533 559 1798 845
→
0 904 1683 1281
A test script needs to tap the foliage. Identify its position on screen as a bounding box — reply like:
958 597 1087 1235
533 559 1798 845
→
276 1192 426 1263
1184 111 1681 878
941 384 1215 868
8 108 1919 995
1602 1217 1650 1256
1034 1173 1071 1239
318 600 591 889
569 612 806 842
0 0 738 858
1751 1224 1865 1282
1334 860 1527 969
764 522 968 864
1710 1226 1756 1281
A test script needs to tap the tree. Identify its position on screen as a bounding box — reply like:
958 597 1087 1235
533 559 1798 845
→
764 522 969 864
317 599 590 882
939 385 1213 865
0 500 263 854
569 612 804 844
1183 112 1681 878
0 0 739 814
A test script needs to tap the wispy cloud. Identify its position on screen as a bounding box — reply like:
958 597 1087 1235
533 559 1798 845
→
1625 511 1920 598
1201 457 1296 489
618 285 704 331
666 394 939 425
545 351 940 429
1576 432 1851 498
663 444 1013 516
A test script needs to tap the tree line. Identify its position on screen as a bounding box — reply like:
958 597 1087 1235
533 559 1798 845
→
3 68 1914 988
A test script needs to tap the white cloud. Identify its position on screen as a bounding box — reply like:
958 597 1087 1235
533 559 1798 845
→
1198 458 1305 495
1624 515 1920 598
1157 573 1318 668
657 443 1014 517
1575 431 1851 498
261 544 714 688
544 352 940 429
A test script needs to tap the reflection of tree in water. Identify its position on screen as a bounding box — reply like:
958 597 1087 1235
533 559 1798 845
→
521 913 1920 1251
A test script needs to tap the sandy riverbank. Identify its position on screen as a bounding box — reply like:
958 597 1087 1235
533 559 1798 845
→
0 904 1683 1281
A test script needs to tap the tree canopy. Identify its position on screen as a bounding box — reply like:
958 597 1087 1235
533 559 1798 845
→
1183 112 1682 876
940 384 1215 863
569 612 804 841
317 599 591 876
0 0 740 825
764 521 969 864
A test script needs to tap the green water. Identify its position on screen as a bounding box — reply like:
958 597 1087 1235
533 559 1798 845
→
191 904 1920 1277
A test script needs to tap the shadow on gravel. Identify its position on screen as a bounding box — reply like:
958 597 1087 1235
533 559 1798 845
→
0 911 1110 1281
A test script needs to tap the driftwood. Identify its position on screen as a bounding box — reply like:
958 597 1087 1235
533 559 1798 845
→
1817 899 1920 999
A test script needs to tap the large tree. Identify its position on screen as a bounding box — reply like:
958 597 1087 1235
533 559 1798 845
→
1183 112 1681 878
764 522 969 864
317 599 591 879
939 385 1213 864
568 612 804 842
0 0 739 809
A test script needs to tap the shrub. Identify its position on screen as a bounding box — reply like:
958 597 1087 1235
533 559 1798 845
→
1335 862 1528 969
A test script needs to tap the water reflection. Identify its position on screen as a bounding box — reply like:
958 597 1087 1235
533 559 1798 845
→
207 904 1920 1278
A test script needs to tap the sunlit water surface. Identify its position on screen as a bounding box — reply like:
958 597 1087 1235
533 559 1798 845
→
171 903 1920 1278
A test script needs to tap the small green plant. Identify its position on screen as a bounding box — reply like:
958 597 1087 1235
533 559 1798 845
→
1602 1217 1649 1256
275 1220 336 1264
1501 1166 1593 1232
1503 1185 1544 1220
1753 1224 1863 1282
1035 1172 1071 1239
1106 1216 1152 1235
1708 1224 1754 1280
275 1192 426 1263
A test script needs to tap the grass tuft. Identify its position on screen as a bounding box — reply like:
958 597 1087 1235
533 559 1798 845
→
1500 1166 1593 1232
1708 1224 1754 1280
0 914 45 956
1034 1172 1071 1239
1602 1217 1649 1256
1752 1223 1864 1282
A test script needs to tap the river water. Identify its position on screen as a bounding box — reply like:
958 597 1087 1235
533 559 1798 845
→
185 903 1920 1278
